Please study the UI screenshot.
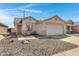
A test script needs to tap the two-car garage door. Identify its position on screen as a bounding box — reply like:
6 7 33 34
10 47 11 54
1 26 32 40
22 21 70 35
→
46 24 64 35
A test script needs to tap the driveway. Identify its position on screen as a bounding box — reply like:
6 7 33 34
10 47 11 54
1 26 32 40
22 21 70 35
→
61 34 79 45
54 34 79 56
0 35 5 40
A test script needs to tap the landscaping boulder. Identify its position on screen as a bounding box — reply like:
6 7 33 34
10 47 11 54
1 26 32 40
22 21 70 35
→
9 40 14 43
22 40 30 44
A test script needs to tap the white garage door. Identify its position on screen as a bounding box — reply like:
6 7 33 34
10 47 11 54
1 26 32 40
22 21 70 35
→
46 24 64 35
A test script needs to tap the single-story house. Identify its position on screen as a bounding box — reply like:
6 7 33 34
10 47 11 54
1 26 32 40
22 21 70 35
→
14 16 73 35
65 20 74 33
0 23 8 34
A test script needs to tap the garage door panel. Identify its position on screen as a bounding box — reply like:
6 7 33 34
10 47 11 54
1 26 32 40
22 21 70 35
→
46 24 64 35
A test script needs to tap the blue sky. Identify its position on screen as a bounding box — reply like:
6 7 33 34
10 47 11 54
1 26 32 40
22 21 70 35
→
0 3 79 28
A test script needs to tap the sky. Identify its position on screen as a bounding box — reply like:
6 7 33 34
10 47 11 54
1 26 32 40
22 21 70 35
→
0 3 79 28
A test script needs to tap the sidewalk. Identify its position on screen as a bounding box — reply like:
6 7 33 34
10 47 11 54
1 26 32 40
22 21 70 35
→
17 36 38 40
53 35 79 56
53 47 79 56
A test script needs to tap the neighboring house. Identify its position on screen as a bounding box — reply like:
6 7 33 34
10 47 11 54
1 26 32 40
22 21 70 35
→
72 22 79 33
14 16 72 35
0 23 8 34
8 28 16 33
65 20 74 33
11 28 16 33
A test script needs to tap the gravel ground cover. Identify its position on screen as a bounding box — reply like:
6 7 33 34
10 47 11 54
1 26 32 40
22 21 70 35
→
0 34 78 56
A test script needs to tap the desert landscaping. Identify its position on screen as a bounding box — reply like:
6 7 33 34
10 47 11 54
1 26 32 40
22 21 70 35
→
0 33 79 56
0 3 79 56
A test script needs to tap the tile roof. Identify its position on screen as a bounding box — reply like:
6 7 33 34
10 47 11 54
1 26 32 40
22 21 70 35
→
42 16 66 23
0 22 8 27
14 16 68 24
23 16 39 22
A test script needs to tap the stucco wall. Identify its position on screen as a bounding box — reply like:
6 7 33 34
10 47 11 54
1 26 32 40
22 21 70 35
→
22 20 27 35
16 16 67 35
35 23 46 35
72 25 79 33
35 18 66 35
36 23 66 35
0 26 8 34
22 19 37 35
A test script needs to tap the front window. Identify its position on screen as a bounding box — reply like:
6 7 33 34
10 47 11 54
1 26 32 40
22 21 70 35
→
27 25 32 31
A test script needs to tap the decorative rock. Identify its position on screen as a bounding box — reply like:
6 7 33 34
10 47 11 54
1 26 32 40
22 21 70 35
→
27 40 31 42
10 40 14 43
22 40 29 44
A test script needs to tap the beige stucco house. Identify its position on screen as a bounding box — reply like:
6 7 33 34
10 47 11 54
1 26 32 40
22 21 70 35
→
0 23 8 34
14 16 72 35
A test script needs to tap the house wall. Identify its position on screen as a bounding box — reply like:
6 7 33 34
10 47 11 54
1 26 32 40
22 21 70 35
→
17 24 22 34
35 17 66 35
22 19 37 35
14 24 17 34
63 24 67 34
14 24 22 34
35 23 46 35
11 28 16 33
72 25 79 33
0 26 8 34
14 18 22 34
36 23 66 35
15 16 67 35
22 21 27 35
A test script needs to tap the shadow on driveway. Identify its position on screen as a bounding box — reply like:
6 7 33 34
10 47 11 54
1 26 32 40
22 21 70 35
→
33 34 70 39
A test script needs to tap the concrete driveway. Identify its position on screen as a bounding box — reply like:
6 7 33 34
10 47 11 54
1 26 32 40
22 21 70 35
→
0 35 5 40
54 34 79 56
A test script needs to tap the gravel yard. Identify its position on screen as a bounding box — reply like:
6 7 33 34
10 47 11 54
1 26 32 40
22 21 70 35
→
0 34 78 56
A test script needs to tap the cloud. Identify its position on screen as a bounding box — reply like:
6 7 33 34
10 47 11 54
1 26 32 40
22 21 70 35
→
17 3 48 10
0 16 9 21
16 4 42 13
0 10 14 28
0 4 45 28
25 9 42 13
17 4 35 10
0 4 42 14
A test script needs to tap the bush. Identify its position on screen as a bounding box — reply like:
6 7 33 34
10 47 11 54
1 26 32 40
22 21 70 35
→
9 40 14 43
30 31 39 35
